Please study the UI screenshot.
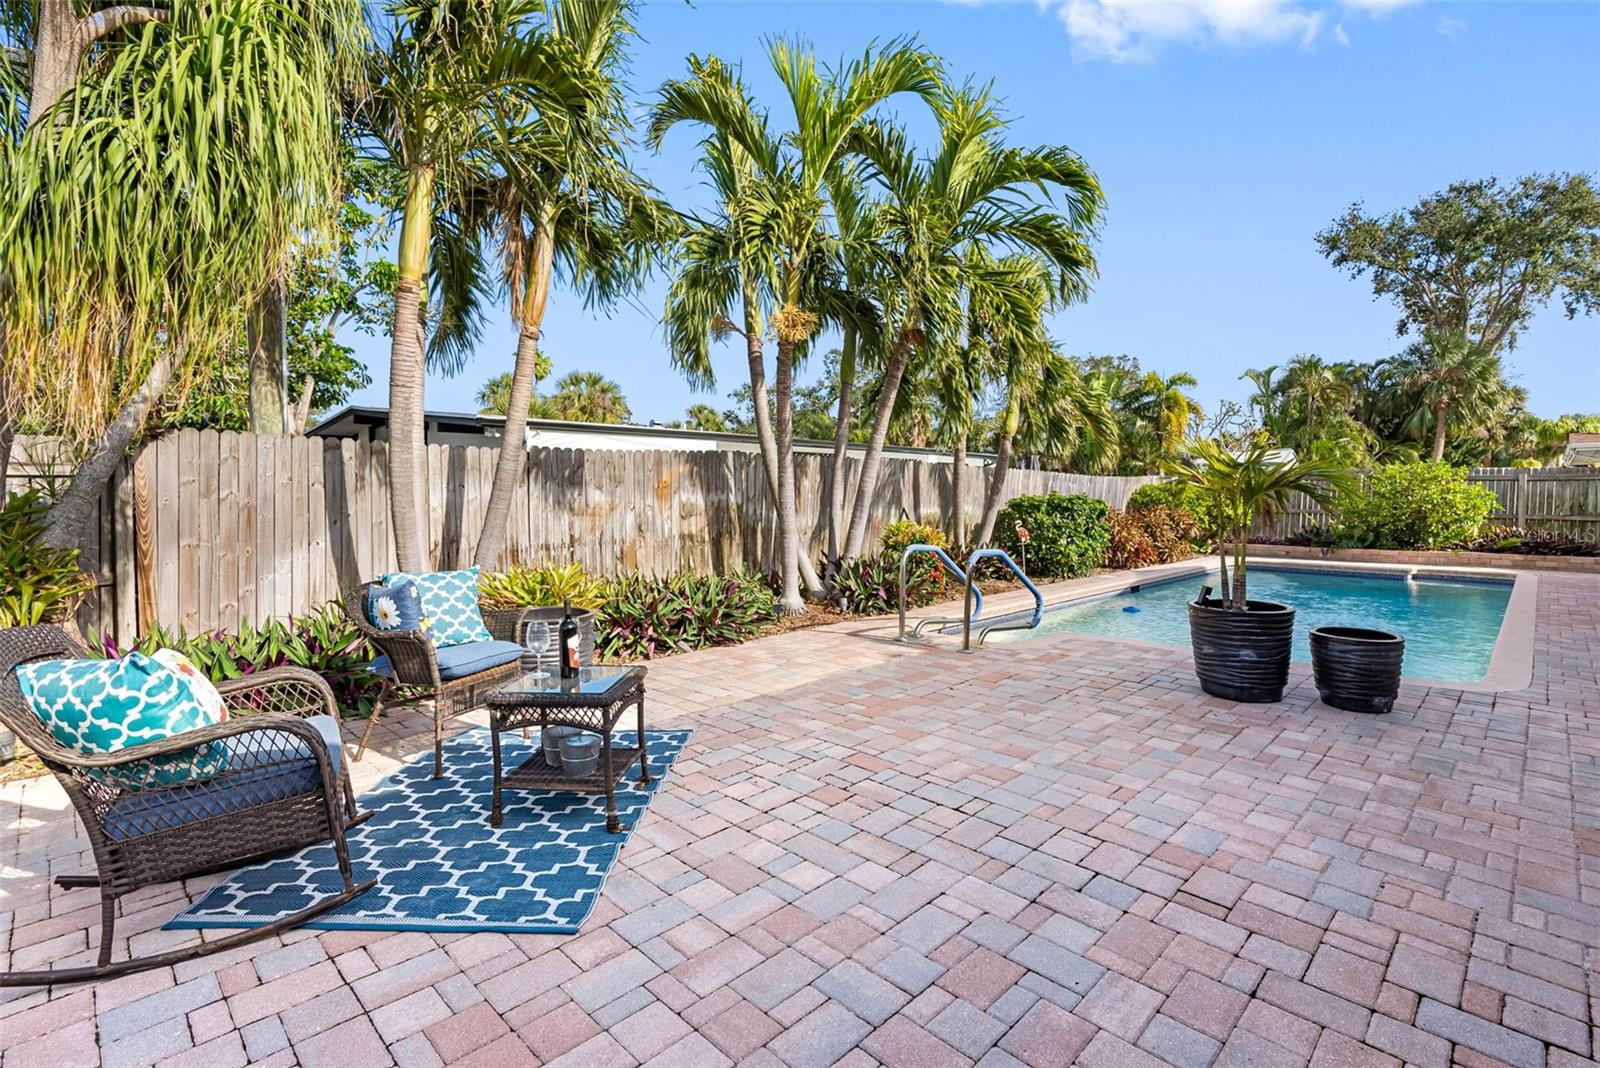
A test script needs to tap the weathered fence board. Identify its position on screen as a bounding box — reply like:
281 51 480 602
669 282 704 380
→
10 429 1591 642
40 432 1158 639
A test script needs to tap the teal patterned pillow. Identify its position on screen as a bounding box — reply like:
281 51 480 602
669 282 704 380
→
380 566 492 647
17 653 227 788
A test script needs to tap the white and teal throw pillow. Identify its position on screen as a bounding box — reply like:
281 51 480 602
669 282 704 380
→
367 580 424 634
380 567 491 647
17 653 227 788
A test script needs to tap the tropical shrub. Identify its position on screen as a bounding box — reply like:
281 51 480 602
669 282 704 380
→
1103 506 1200 570
1462 527 1600 557
479 561 607 611
1127 479 1215 534
597 572 776 660
92 605 380 717
1335 463 1498 550
879 518 951 592
829 554 941 616
995 494 1112 578
0 490 96 627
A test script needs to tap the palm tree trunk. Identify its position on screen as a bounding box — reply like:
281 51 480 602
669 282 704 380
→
246 278 287 434
974 431 1014 547
1430 402 1449 462
41 350 175 550
825 325 857 568
974 387 1021 546
841 329 915 559
28 0 84 120
388 165 434 573
773 337 803 615
742 293 824 596
950 435 967 549
475 208 554 570
1230 527 1247 607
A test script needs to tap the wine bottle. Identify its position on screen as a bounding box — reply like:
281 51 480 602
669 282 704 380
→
559 600 580 679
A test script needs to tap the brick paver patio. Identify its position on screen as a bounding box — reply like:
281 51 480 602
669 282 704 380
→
3 568 1597 1067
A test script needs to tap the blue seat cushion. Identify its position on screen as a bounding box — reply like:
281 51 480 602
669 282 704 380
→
103 715 344 841
368 639 522 682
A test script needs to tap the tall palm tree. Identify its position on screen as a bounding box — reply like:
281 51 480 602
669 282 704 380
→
971 257 1115 545
472 0 668 568
542 370 630 424
1 0 360 546
839 85 1103 560
655 68 826 601
360 0 595 571
1379 330 1506 462
652 40 940 613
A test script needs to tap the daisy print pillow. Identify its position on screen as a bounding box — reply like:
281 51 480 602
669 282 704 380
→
367 580 424 633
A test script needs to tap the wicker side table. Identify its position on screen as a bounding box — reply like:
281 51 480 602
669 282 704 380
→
483 665 649 832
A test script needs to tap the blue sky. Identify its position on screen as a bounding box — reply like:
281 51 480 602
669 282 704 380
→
343 0 1600 425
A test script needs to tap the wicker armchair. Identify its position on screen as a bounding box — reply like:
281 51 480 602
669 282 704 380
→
0 624 375 987
344 583 526 778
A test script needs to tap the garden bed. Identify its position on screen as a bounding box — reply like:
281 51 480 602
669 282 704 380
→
1247 543 1600 574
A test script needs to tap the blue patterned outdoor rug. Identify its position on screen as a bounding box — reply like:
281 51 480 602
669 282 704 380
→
166 727 691 935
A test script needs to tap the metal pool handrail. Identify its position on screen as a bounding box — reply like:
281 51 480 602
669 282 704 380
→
898 544 981 640
962 548 1044 651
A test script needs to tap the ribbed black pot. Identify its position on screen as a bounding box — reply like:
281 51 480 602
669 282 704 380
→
1310 626 1404 714
1187 597 1295 703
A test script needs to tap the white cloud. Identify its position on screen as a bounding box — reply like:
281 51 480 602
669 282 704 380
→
1049 0 1423 62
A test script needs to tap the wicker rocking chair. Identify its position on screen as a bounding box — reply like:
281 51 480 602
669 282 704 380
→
0 624 376 987
344 583 525 778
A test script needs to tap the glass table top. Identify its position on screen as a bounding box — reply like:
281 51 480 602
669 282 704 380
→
491 664 642 699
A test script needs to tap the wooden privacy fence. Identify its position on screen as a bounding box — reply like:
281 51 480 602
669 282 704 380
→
73 430 1156 641
1253 467 1600 541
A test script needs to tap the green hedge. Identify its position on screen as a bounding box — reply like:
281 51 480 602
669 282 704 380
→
1126 480 1214 538
995 493 1111 578
1335 463 1498 550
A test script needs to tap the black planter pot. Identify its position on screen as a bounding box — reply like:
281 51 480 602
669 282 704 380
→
1310 626 1404 714
1187 596 1296 703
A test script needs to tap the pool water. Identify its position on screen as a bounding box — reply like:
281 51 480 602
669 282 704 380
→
995 566 1511 683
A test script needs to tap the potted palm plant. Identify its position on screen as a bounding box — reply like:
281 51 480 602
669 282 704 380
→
1163 439 1349 703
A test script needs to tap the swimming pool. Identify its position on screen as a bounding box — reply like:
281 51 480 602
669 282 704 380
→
990 565 1513 683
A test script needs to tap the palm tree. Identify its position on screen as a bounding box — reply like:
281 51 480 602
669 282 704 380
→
472 0 668 569
542 370 630 424
1164 438 1350 609
1379 330 1506 462
839 85 1103 560
652 40 940 613
359 0 596 571
683 403 727 431
971 257 1115 546
476 364 552 415
1 1 360 546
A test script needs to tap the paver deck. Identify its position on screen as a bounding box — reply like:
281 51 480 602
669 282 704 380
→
3 567 1597 1068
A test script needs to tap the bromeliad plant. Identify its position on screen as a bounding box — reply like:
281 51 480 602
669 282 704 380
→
0 490 96 627
597 571 776 660
91 605 380 718
478 561 608 611
1163 438 1351 609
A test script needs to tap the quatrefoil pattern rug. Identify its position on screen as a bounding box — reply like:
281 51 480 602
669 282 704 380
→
167 727 691 934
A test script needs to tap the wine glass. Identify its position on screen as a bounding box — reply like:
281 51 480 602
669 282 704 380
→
524 620 551 680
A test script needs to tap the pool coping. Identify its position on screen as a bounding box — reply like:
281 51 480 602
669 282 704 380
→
982 555 1536 693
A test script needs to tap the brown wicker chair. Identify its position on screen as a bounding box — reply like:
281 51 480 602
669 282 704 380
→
344 583 525 778
0 624 376 987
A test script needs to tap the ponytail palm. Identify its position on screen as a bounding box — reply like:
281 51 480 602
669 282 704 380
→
1 0 361 546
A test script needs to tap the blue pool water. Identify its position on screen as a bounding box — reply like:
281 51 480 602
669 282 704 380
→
996 566 1512 683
